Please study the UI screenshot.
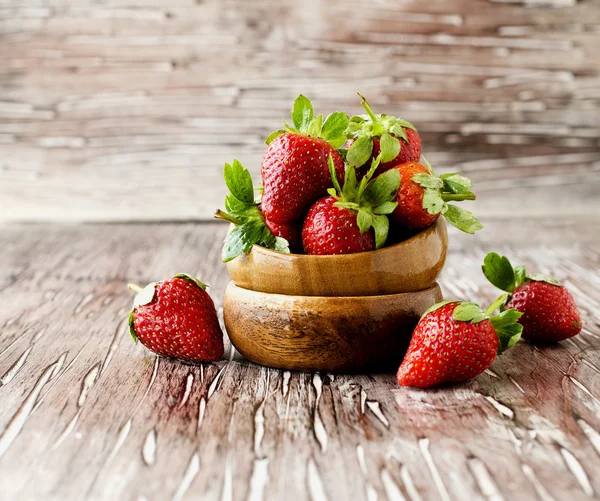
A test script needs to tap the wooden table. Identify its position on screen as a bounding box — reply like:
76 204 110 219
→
1 218 599 500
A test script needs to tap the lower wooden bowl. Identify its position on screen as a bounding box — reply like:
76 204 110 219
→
223 281 443 373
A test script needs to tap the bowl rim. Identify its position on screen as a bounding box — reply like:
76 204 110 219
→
245 218 444 261
226 281 443 301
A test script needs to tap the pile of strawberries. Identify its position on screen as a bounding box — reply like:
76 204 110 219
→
126 93 583 389
216 94 482 260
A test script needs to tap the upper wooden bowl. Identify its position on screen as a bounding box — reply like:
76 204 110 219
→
224 281 443 373
226 218 447 296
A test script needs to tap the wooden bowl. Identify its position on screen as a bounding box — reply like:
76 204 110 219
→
223 281 443 373
226 219 447 296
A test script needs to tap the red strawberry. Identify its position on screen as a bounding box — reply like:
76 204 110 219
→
302 155 400 255
264 217 302 253
345 93 421 178
261 95 349 224
128 274 224 362
397 300 522 388
389 162 439 231
215 160 296 261
302 196 375 255
383 160 482 234
482 253 582 343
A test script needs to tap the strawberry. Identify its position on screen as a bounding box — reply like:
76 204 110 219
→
263 217 302 253
261 95 348 224
302 197 375 255
482 253 582 343
215 160 294 261
128 274 224 362
385 159 483 234
345 93 421 178
302 154 400 255
397 300 523 388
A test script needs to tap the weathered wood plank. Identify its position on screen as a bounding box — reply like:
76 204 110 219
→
0 220 598 500
0 0 599 222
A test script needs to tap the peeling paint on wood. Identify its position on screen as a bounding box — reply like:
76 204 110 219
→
0 221 599 500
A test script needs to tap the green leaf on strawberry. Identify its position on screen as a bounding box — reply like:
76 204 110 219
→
292 94 314 131
222 221 265 262
527 274 561 286
489 308 523 353
440 173 473 195
482 253 516 292
216 159 291 262
346 135 373 169
409 157 482 234
322 112 349 148
224 159 254 204
482 252 562 295
327 153 400 249
444 205 483 234
453 302 488 323
379 133 401 163
364 169 401 207
345 93 419 168
266 95 349 148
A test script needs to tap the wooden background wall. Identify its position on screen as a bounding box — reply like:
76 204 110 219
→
1 0 599 223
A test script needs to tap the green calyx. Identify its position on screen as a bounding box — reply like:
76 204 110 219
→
413 157 483 234
482 252 562 295
345 92 416 168
265 94 349 149
327 153 400 249
215 159 290 262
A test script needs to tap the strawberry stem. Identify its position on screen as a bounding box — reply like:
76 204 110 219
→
485 293 509 316
214 209 242 225
357 92 379 124
441 193 476 202
128 283 143 293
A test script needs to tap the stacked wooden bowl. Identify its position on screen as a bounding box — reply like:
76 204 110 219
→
223 219 448 372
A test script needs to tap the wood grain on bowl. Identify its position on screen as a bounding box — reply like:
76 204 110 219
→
223 281 443 373
226 218 448 297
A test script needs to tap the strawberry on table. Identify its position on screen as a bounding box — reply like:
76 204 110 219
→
397 300 523 388
302 154 400 255
215 159 300 260
345 93 422 179
385 159 483 234
482 252 582 343
128 274 224 362
261 95 348 224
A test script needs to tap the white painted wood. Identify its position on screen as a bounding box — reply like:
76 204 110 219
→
0 220 599 499
0 0 599 222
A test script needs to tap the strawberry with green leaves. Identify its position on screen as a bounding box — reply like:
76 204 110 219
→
215 160 298 261
345 93 421 179
397 300 523 388
128 274 224 362
385 159 482 234
302 154 400 255
262 95 348 224
482 253 582 343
